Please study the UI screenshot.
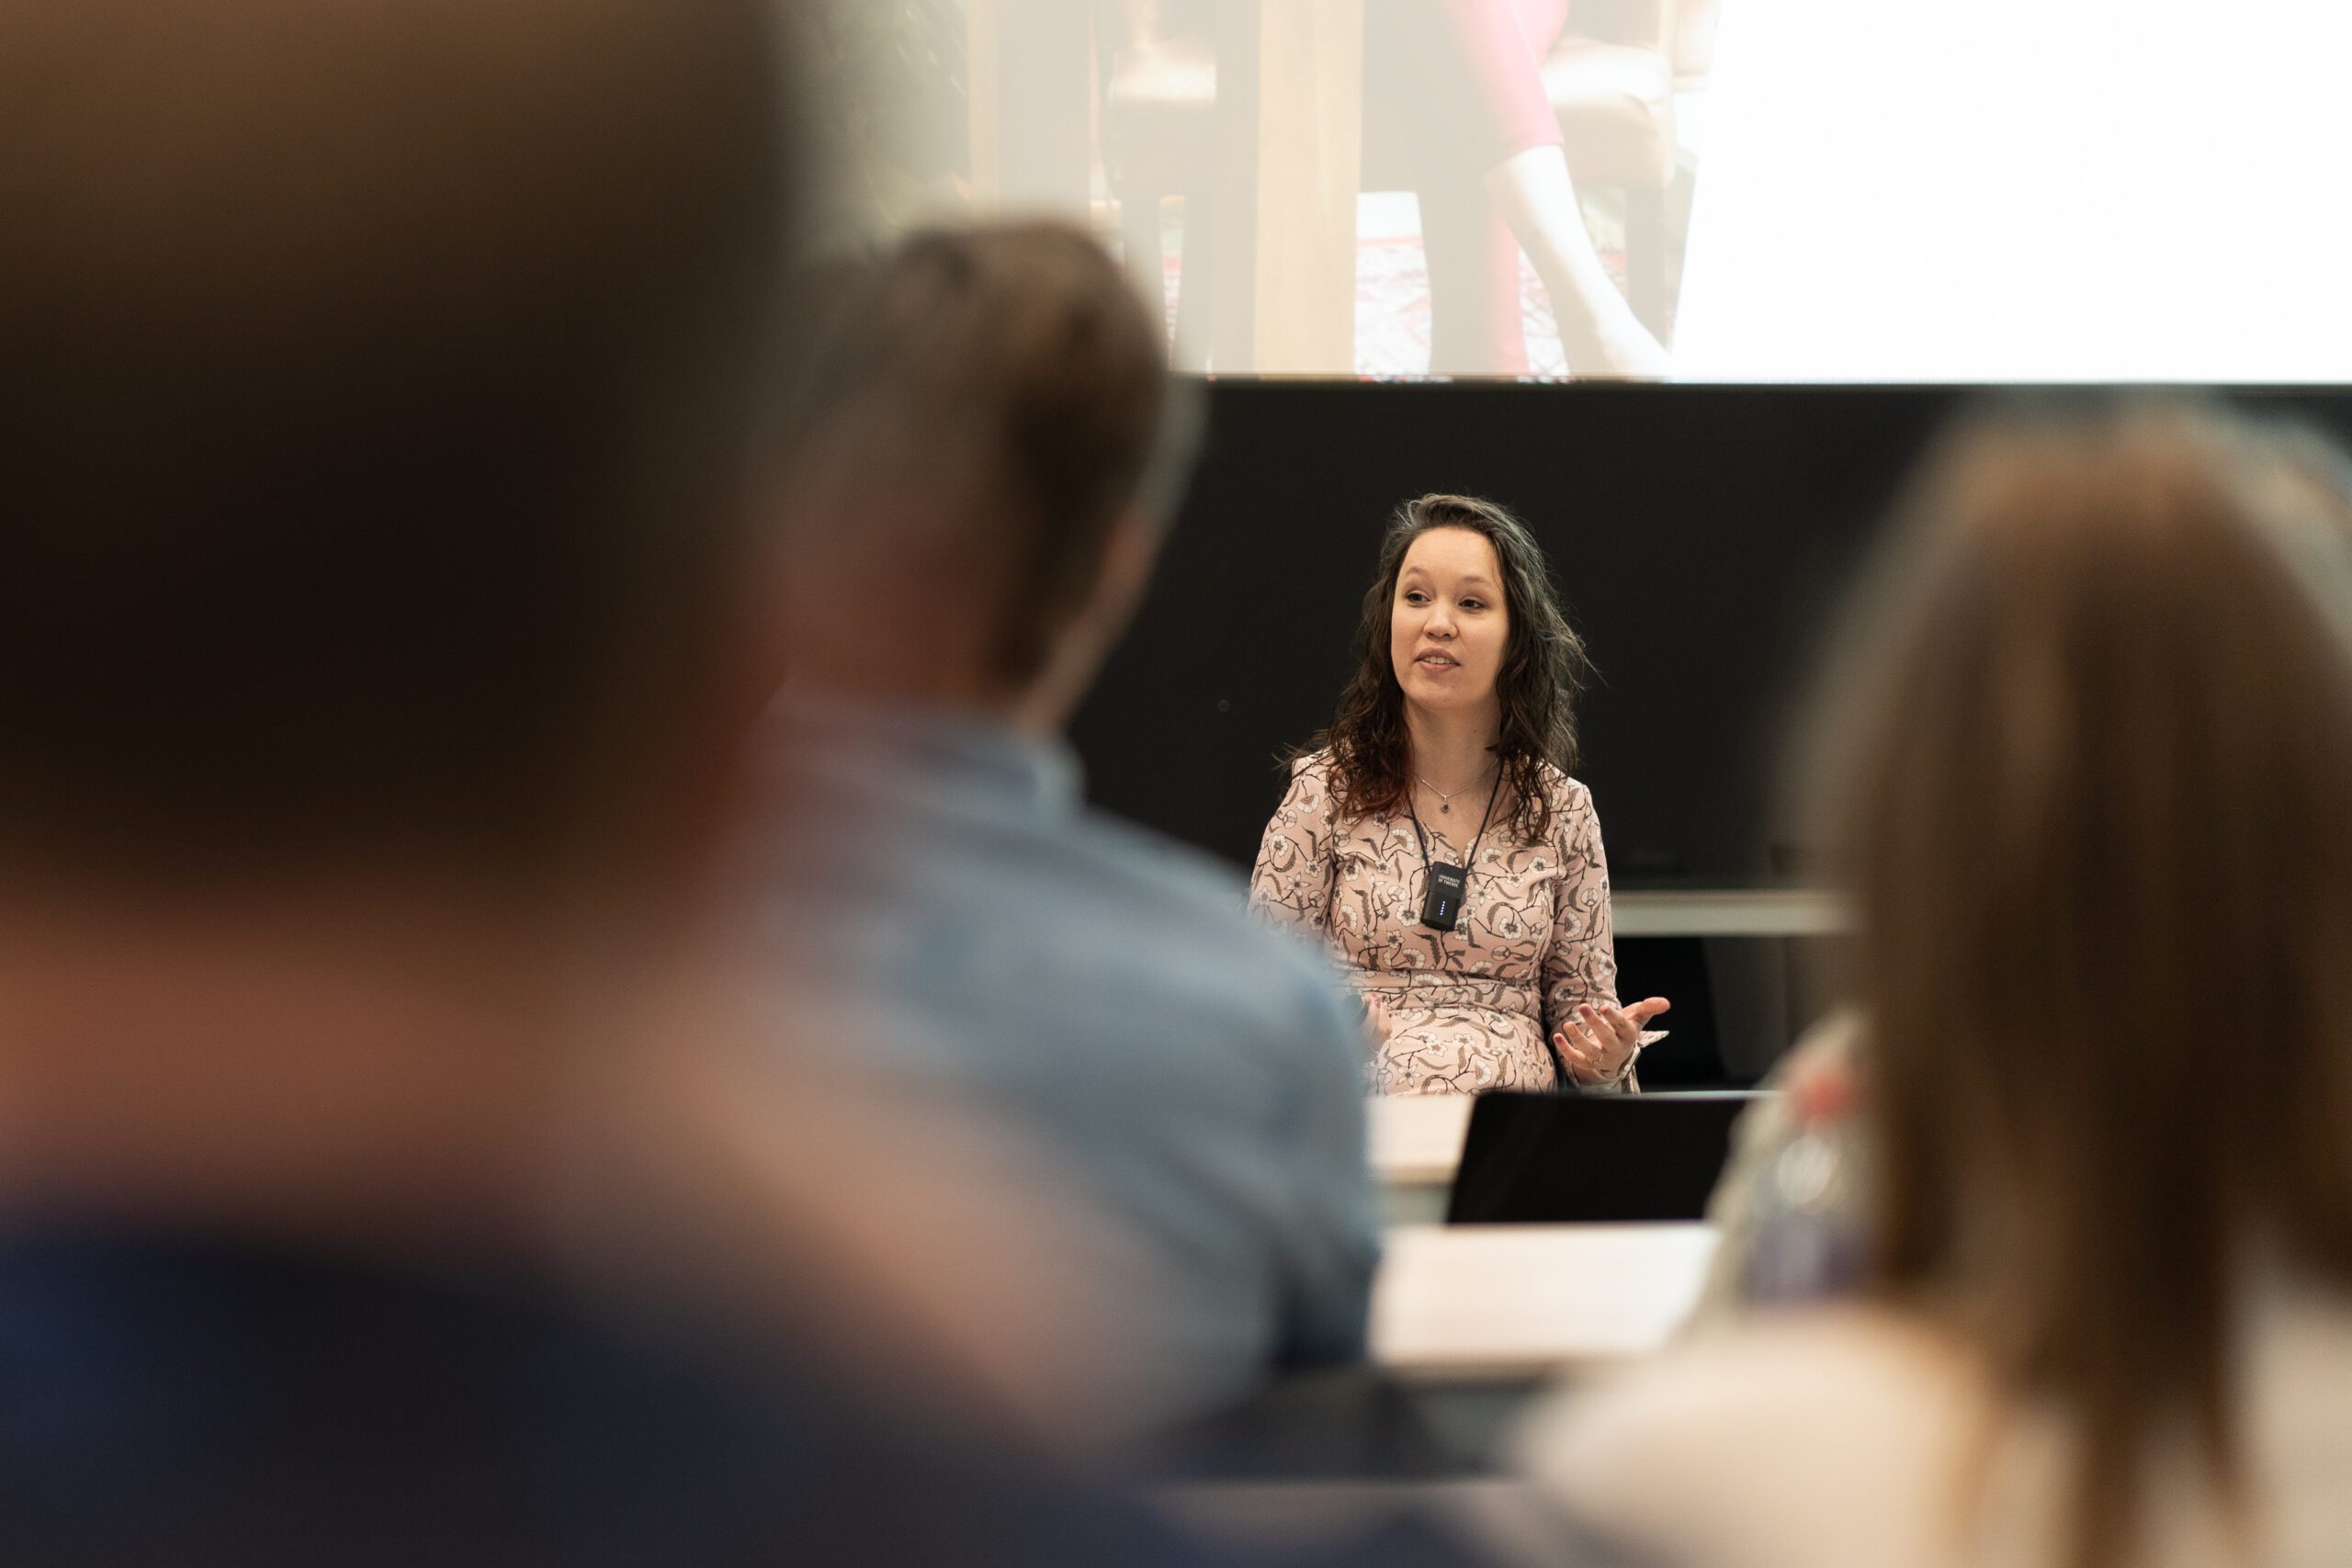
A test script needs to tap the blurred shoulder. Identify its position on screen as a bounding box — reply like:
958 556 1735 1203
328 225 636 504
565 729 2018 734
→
1076 808 1258 910
1071 809 1351 1005
1061 814 1365 1102
1516 1308 1987 1568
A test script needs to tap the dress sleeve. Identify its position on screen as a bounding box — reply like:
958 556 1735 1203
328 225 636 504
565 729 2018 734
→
1249 755 1339 939
1542 779 1638 1092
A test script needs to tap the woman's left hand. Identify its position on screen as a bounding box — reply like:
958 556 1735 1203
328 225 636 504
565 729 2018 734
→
1554 997 1670 1086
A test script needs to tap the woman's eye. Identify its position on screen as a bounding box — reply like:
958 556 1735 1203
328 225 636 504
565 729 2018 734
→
1403 590 1428 604
1460 599 1485 611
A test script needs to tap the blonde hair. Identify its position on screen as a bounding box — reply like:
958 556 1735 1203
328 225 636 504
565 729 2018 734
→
1814 399 2352 1568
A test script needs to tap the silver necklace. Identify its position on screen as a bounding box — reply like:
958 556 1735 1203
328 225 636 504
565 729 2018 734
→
1413 761 1497 815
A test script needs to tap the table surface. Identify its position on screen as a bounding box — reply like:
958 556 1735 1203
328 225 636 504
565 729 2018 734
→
1371 1223 1716 1382
1610 888 1847 938
1366 1094 1476 1188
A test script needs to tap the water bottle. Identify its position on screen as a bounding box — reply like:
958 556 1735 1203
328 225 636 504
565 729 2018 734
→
1741 1066 1867 1305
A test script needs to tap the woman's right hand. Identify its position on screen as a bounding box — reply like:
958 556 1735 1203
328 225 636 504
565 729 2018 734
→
1363 994 1394 1048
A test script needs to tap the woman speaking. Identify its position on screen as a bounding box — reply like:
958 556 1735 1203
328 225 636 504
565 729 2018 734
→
1250 493 1667 1096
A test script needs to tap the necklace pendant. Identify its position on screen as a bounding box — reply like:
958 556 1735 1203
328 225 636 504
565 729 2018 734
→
1440 800 1451 813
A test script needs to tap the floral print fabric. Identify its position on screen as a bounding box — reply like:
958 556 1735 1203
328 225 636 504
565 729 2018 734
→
1250 749 1626 1096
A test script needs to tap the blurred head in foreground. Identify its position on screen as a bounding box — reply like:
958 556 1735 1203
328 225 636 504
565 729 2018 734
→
0 0 794 1218
0 8 1188 1483
1815 399 2352 1568
773 220 1198 730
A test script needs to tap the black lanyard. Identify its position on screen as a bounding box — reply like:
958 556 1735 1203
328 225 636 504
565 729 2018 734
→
1406 773 1498 932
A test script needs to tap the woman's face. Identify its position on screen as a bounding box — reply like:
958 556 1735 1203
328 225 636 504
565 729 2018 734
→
1390 526 1510 717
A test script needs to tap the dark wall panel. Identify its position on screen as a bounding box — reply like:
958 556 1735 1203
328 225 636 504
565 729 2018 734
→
1077 384 2352 883
1074 382 1951 882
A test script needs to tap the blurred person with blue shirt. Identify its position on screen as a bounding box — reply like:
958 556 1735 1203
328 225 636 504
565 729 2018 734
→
755 222 1381 1444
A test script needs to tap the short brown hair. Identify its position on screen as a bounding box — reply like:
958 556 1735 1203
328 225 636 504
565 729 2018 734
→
0 0 797 887
1814 399 2352 1568
779 220 1190 687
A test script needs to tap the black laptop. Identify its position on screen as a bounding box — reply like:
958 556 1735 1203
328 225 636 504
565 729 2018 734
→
1444 1089 1766 1224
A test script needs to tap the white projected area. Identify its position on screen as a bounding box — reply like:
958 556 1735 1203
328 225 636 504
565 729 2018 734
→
1671 0 2352 383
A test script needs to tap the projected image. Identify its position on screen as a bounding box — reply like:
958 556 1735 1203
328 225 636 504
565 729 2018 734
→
819 0 2352 382
1044 0 1711 380
819 0 1708 378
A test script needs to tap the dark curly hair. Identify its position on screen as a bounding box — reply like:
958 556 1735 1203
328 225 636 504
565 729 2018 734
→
1305 494 1593 844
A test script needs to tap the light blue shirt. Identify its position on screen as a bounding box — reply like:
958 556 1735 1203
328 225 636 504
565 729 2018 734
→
751 690 1379 1425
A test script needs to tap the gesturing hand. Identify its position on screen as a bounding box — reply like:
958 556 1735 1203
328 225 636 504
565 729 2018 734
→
1554 997 1671 1086
1363 994 1395 1048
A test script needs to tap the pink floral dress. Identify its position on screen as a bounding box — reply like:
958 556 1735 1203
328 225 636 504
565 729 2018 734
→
1249 749 1631 1096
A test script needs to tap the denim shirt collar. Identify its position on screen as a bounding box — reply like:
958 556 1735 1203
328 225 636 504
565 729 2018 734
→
762 684 1081 819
